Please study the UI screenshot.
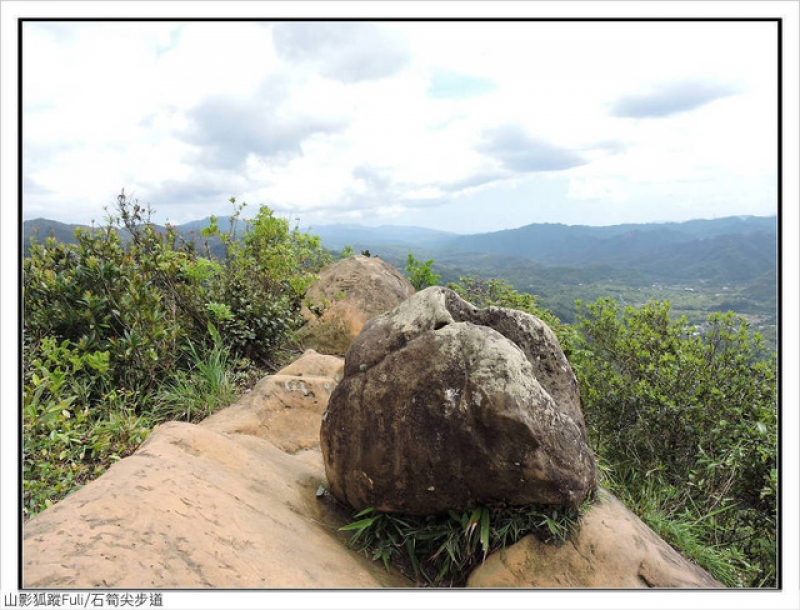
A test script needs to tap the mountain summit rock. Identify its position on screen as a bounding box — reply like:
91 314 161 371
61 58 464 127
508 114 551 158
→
297 255 415 355
320 286 597 515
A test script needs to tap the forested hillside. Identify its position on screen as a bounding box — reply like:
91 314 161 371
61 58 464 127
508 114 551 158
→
447 215 776 269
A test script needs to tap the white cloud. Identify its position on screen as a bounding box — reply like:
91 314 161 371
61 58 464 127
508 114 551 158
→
20 19 778 232
271 22 410 84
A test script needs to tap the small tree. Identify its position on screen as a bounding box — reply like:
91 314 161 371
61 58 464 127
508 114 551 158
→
405 253 441 290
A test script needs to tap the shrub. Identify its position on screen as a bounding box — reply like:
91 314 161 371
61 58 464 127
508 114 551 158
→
24 228 184 397
23 191 329 516
199 201 331 362
405 253 441 290
571 298 777 586
22 335 152 516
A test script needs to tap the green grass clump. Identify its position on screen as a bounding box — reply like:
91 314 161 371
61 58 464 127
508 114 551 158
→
339 496 592 587
600 464 747 587
154 324 240 423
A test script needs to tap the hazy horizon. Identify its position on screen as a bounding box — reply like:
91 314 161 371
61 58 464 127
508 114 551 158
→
22 209 779 238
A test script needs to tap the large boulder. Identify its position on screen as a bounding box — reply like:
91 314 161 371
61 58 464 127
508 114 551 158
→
297 255 415 355
23 351 411 588
467 488 724 588
320 286 597 515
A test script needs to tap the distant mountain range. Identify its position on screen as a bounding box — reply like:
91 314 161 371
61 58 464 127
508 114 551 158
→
23 214 777 286
305 223 459 250
307 215 777 285
448 216 777 268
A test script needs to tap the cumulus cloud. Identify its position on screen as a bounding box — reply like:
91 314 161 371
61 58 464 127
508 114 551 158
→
271 22 410 83
439 169 512 193
478 125 587 173
142 178 230 209
23 175 54 196
179 78 345 170
352 164 392 192
342 164 408 216
610 80 742 118
19 21 777 233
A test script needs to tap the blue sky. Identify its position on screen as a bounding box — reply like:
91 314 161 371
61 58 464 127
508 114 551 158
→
20 19 778 233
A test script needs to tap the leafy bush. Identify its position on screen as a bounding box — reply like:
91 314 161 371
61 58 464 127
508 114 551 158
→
571 298 777 587
23 191 329 517
22 335 152 516
199 201 331 362
23 226 182 396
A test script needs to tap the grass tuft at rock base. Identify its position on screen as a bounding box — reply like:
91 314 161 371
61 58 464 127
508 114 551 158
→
337 492 595 587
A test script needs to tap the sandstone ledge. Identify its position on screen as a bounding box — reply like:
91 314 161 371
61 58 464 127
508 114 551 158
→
23 351 410 589
468 488 724 588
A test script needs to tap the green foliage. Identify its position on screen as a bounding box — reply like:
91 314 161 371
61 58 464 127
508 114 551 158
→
405 253 441 290
23 191 328 516
572 298 777 586
339 245 355 259
24 227 180 395
339 498 590 586
242 206 331 294
23 335 152 517
198 200 332 362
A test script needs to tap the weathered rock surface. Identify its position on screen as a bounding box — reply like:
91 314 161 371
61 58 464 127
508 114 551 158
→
297 255 415 355
320 286 597 515
467 488 724 588
23 351 411 589
200 349 343 454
